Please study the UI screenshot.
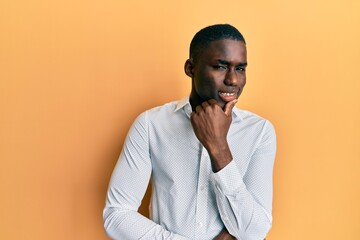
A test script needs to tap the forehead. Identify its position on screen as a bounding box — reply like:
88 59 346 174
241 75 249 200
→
200 39 247 63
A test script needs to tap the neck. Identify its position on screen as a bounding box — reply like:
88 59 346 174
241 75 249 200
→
189 91 203 111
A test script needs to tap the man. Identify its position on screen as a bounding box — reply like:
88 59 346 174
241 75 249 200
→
103 24 276 240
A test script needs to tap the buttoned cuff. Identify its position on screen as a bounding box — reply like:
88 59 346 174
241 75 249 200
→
210 161 245 198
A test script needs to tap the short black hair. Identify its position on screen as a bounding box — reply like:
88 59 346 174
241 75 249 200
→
189 24 246 62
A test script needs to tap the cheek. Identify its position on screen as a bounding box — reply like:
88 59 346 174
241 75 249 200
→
240 74 246 87
195 72 217 90
195 80 212 95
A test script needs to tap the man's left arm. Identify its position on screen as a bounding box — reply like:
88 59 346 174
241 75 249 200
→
212 121 275 240
191 99 276 240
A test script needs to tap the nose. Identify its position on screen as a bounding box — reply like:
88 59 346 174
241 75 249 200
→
224 68 238 86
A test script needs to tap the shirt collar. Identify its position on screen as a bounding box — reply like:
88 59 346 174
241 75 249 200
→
174 96 244 122
174 96 192 118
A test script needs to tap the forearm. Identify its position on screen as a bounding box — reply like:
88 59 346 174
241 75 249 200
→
207 141 233 173
103 206 189 240
211 161 272 240
104 159 190 240
209 120 276 240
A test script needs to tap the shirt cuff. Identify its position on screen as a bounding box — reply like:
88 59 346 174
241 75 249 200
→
210 161 245 197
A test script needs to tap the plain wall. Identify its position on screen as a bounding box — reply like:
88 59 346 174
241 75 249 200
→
1 0 359 239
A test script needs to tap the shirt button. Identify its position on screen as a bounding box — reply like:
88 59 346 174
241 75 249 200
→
197 222 203 228
200 185 205 191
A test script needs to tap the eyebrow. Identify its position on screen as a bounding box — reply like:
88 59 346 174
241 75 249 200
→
217 59 248 67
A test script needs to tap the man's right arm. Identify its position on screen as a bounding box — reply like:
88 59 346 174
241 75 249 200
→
103 112 189 240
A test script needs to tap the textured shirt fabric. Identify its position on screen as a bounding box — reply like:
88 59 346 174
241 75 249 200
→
103 96 276 240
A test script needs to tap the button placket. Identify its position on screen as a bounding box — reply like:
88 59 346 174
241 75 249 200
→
194 146 209 238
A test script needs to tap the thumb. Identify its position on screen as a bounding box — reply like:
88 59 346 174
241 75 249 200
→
224 99 237 117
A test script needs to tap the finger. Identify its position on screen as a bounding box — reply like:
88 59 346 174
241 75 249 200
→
195 105 203 113
224 99 237 116
208 99 219 106
201 101 210 108
208 99 223 111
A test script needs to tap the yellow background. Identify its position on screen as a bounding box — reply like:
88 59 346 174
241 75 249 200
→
1 0 359 239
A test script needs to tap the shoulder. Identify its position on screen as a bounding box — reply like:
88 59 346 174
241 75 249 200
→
143 100 178 118
147 101 178 114
234 108 276 133
135 100 180 124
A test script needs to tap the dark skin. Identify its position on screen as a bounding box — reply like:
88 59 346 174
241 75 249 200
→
184 39 247 239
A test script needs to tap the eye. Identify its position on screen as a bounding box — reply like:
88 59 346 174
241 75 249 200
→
213 65 227 70
236 66 246 72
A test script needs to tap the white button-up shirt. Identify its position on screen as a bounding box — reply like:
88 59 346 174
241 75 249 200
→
103 96 276 240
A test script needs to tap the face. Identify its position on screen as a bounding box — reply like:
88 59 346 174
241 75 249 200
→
185 39 247 109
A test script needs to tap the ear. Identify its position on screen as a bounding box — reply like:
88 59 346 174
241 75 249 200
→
184 59 194 78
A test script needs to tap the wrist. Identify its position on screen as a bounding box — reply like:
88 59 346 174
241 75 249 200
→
207 142 232 172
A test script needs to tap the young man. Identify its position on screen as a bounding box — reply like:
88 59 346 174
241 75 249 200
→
103 24 276 240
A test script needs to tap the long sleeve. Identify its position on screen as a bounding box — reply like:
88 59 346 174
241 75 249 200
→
103 112 189 240
210 120 276 240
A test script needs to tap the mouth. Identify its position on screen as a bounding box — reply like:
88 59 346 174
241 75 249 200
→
218 91 238 102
